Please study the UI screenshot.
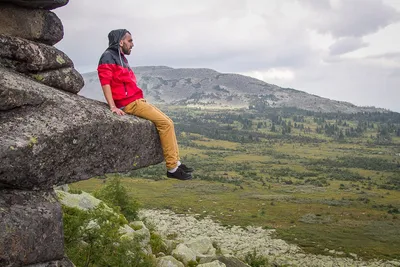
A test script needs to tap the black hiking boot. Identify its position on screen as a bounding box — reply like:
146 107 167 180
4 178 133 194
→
167 168 192 180
178 163 194 173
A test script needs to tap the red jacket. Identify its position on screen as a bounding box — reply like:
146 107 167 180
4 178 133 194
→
97 48 143 108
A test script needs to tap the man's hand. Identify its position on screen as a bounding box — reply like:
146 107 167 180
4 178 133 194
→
110 106 126 116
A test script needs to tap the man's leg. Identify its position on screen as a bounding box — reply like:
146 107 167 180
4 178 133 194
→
123 99 179 170
151 104 180 161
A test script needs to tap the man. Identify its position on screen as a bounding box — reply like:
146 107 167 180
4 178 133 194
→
97 29 193 180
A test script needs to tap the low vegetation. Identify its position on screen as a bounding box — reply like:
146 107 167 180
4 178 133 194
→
70 106 400 261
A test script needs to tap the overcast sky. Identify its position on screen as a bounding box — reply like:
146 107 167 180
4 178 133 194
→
54 0 400 112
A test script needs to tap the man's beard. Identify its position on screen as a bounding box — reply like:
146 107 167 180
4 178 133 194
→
122 46 131 55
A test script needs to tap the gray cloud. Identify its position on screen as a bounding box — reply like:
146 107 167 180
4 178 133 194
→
302 0 400 37
367 52 400 61
329 37 369 55
54 0 400 112
283 58 400 112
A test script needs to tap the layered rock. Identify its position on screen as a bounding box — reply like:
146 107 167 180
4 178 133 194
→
31 67 84 93
0 0 69 10
0 34 83 93
0 34 72 72
0 67 164 190
0 4 63 45
0 1 164 267
0 0 82 93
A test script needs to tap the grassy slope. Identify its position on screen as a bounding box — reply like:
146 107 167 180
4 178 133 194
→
70 107 400 260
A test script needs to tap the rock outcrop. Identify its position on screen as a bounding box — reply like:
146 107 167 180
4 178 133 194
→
0 1 164 266
0 0 69 10
0 67 163 190
0 190 64 267
0 4 63 45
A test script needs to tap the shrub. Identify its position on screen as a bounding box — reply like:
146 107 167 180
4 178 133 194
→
63 204 154 267
150 232 168 254
244 249 270 267
93 177 140 221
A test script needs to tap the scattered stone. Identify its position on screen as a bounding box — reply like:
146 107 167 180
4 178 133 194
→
140 209 400 267
156 256 184 267
185 236 216 259
349 253 358 259
199 256 249 267
0 4 63 45
172 244 197 265
198 260 226 267
164 239 179 254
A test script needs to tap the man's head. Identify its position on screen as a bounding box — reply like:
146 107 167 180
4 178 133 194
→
119 32 133 55
107 29 134 55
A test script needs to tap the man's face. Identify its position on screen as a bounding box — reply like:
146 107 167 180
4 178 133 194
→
120 33 134 55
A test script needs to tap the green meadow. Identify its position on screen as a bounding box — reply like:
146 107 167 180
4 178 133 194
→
70 106 400 260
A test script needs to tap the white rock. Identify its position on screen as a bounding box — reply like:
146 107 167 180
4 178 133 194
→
54 184 69 192
185 236 216 259
197 260 226 267
172 244 197 265
56 191 102 211
156 256 184 267
119 222 151 254
140 209 398 267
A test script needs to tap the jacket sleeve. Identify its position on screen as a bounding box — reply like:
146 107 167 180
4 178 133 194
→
97 63 114 86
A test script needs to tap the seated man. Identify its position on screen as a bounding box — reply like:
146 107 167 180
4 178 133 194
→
97 29 193 180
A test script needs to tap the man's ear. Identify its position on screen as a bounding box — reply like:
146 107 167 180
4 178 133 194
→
119 40 123 47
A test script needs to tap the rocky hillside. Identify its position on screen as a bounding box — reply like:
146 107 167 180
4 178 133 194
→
81 66 387 113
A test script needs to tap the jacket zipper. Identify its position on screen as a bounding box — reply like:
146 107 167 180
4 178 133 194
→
123 82 127 96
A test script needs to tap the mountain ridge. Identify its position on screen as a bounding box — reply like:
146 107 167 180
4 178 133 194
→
80 66 391 114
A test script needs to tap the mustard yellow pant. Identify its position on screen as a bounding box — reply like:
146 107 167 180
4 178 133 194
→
123 99 180 169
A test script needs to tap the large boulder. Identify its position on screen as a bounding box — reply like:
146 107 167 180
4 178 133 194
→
0 34 73 73
198 261 226 267
199 256 250 267
0 67 164 190
0 0 69 10
31 67 84 93
156 256 184 267
0 4 63 45
120 221 152 254
56 191 103 211
185 236 217 259
0 190 64 267
172 244 197 265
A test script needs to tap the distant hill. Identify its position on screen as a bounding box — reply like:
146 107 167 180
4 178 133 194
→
80 66 388 113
